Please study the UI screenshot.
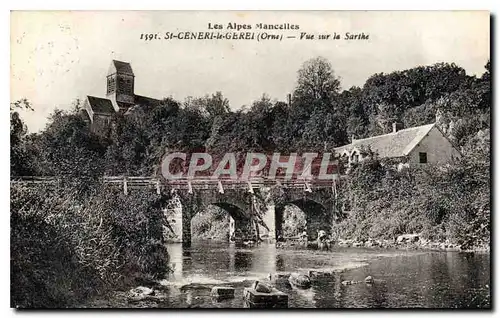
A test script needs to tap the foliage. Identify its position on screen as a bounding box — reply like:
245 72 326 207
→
332 154 490 249
26 108 108 180
10 183 169 308
191 206 229 240
282 206 307 238
11 99 34 176
105 98 210 176
294 56 341 103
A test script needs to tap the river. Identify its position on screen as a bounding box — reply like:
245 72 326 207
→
88 241 491 309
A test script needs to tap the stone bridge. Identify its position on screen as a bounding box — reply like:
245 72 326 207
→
11 176 340 247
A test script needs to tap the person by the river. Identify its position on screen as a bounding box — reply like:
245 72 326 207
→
299 229 308 246
317 230 329 251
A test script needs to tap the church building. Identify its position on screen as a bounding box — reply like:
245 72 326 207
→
82 60 160 133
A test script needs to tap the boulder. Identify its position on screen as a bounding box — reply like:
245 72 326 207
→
244 287 288 308
129 286 155 297
308 270 332 279
288 273 311 289
341 280 360 286
419 238 429 246
253 281 272 293
397 234 420 244
365 239 379 248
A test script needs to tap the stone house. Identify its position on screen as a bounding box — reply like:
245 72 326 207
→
333 122 462 171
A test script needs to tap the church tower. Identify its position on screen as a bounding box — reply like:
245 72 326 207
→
83 59 160 135
106 60 135 111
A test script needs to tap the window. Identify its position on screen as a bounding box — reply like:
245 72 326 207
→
419 152 428 164
351 152 359 164
107 77 116 95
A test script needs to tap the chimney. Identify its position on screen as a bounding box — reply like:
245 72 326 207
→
392 122 403 133
287 93 292 107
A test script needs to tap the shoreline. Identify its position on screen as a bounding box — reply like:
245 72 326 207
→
275 237 490 253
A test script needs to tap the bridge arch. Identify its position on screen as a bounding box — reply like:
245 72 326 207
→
189 202 254 243
273 188 335 241
175 189 255 247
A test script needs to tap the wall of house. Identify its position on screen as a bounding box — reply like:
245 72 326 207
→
408 126 461 165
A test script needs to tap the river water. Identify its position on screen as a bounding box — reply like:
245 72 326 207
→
92 241 491 309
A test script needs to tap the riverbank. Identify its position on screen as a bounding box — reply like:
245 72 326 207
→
277 235 490 253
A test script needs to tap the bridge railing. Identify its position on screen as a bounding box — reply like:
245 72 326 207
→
10 176 58 184
11 176 341 193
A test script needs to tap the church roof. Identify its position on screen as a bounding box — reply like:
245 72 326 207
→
134 94 161 106
86 96 115 114
108 60 134 76
334 123 436 158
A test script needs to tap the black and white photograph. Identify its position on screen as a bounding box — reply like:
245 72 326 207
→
9 10 491 309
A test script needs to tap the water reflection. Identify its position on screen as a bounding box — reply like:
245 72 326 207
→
162 241 490 308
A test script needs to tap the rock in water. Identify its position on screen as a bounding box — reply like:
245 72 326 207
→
288 273 312 289
244 287 288 308
128 286 156 301
268 272 291 284
308 270 332 280
211 286 235 299
130 286 155 297
365 276 374 284
253 281 272 293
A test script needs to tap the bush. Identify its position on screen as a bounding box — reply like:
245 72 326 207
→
10 183 169 308
332 155 490 249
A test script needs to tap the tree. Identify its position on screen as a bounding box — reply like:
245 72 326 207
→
28 109 108 183
294 56 341 103
10 99 34 176
184 91 231 119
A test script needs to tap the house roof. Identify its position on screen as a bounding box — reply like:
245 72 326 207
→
87 96 115 114
108 60 134 76
334 123 436 158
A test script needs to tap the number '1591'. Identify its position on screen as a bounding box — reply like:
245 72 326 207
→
140 33 160 41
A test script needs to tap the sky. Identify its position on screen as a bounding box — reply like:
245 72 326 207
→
11 11 490 133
